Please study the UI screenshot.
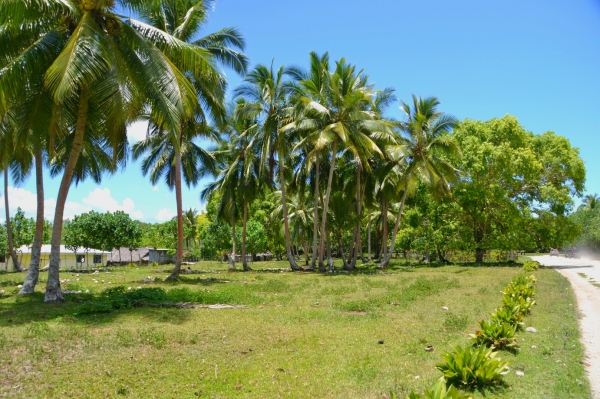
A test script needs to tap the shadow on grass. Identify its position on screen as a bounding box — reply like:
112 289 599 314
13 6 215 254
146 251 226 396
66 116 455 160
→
0 282 258 328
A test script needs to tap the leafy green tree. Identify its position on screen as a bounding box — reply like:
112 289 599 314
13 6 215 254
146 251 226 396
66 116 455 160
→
0 224 8 265
243 220 268 257
11 208 36 249
569 205 600 250
452 116 585 261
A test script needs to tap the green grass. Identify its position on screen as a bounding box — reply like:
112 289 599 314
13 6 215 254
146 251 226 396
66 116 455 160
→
0 260 590 398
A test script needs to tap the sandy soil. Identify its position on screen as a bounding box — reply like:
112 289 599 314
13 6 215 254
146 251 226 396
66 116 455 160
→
532 255 600 399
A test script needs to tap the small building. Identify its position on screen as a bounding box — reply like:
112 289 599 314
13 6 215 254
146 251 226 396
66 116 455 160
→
148 248 176 264
1 244 110 271
108 247 150 265
234 254 253 263
254 251 274 261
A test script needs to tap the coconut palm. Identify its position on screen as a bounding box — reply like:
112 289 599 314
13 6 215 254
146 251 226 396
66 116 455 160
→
0 0 220 301
379 96 460 268
133 0 246 280
580 194 599 210
183 208 200 248
0 115 23 272
234 63 302 270
132 121 218 264
3 79 61 292
285 54 391 270
201 101 263 271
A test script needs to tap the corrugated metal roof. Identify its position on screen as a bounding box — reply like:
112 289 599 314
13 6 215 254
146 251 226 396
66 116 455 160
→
15 245 111 255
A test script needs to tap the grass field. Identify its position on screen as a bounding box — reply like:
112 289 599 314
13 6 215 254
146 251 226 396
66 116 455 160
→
0 259 591 398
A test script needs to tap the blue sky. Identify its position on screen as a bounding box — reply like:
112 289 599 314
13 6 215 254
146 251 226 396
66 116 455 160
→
2 0 599 223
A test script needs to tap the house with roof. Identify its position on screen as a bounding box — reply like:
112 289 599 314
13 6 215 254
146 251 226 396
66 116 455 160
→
1 245 110 271
107 247 150 265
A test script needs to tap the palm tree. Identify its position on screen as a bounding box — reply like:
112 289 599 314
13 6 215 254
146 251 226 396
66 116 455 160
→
134 0 246 280
132 122 218 270
0 115 23 272
183 208 200 248
379 96 460 268
286 54 391 270
2 77 61 292
580 194 599 210
234 63 302 271
201 100 263 271
0 0 218 301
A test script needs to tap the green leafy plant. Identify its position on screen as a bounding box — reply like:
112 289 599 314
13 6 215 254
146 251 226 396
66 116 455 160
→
503 276 536 300
503 283 536 300
407 377 473 399
502 295 535 314
522 260 539 272
436 345 510 388
469 319 518 351
490 306 524 329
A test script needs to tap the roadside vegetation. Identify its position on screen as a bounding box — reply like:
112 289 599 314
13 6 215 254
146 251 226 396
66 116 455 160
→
0 260 590 398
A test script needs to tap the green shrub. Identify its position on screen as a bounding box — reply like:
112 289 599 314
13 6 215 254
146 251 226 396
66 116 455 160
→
490 306 524 329
522 261 539 272
503 274 536 300
502 295 535 314
407 377 473 399
436 345 510 389
469 319 518 351
503 283 536 301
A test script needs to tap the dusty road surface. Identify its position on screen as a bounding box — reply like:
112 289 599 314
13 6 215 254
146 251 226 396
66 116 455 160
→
532 255 600 399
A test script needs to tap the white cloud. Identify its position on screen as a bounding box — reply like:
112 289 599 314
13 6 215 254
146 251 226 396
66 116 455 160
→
155 208 176 221
0 187 56 222
0 187 144 222
127 120 148 144
81 188 143 219
63 200 92 221
152 185 159 192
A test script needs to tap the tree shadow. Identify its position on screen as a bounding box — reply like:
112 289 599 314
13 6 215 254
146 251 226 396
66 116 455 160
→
0 286 238 329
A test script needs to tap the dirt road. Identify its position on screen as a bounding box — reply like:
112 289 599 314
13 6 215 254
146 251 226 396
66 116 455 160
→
532 255 600 399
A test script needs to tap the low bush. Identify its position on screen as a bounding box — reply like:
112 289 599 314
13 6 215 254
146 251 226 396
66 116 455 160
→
522 261 539 272
490 305 524 329
502 295 535 314
436 345 510 389
469 319 518 351
406 377 473 399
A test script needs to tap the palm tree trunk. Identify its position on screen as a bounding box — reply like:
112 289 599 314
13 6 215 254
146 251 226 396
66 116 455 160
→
278 149 302 271
302 235 309 265
379 189 408 269
166 150 184 280
4 168 22 271
20 149 44 294
346 162 362 270
241 202 251 271
229 213 236 270
318 138 337 271
367 217 372 262
326 230 334 270
45 88 89 303
309 154 320 270
379 199 388 262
